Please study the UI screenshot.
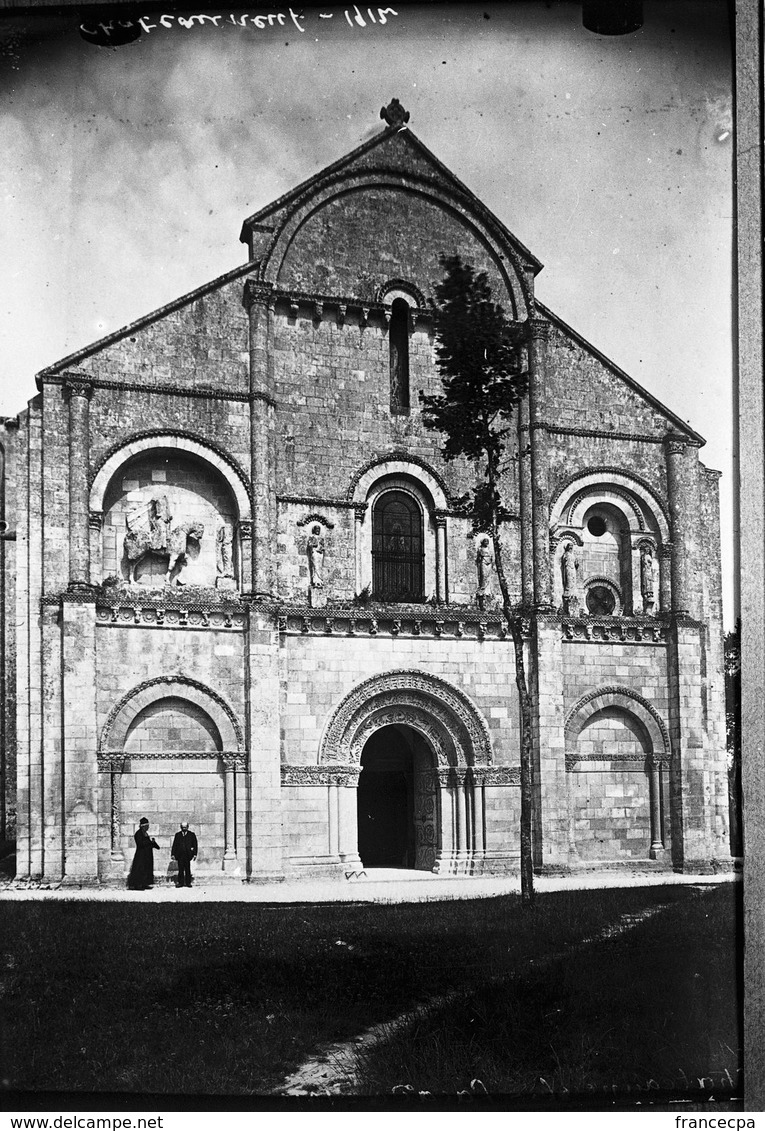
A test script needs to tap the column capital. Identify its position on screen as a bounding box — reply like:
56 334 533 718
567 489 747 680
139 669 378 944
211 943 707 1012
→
63 376 94 401
529 317 552 341
665 435 687 457
242 278 275 312
353 503 368 522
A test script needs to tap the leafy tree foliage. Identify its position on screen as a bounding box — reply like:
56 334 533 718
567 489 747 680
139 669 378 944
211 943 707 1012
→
420 255 534 902
421 256 528 534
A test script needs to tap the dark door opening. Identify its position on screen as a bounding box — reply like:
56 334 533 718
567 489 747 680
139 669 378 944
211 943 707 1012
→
357 727 415 868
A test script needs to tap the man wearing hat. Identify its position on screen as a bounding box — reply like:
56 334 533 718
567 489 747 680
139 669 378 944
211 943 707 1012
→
171 821 198 888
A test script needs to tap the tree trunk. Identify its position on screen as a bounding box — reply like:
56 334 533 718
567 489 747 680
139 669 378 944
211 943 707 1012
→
491 526 535 906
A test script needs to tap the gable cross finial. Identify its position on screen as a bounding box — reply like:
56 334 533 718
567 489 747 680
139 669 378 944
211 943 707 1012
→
380 98 410 129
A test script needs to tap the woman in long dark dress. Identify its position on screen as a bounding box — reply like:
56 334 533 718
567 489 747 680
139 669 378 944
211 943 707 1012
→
127 818 160 890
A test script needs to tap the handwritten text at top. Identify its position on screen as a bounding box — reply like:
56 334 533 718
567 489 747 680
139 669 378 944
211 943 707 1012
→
80 7 399 41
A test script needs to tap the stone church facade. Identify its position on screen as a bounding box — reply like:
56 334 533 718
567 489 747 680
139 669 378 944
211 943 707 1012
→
0 103 731 884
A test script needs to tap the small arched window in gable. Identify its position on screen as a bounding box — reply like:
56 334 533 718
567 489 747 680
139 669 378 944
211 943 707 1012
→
372 490 424 602
389 298 411 414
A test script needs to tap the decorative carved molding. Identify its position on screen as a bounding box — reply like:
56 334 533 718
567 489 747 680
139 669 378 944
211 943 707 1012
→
376 279 427 307
561 618 666 644
566 485 646 531
88 510 103 530
533 422 665 445
549 466 671 529
660 543 673 560
345 450 456 506
296 513 335 529
565 752 668 771
550 529 584 550
278 494 357 510
96 602 245 630
275 608 511 641
319 669 494 767
101 674 244 750
281 764 360 786
98 749 242 770
42 373 250 404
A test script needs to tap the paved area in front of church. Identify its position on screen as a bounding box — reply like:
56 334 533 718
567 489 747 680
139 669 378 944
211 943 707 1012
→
0 867 738 903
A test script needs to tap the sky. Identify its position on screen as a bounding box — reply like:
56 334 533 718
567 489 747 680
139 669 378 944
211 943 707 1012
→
0 0 735 618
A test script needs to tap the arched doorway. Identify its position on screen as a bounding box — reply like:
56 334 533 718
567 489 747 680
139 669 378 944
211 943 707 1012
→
356 725 437 870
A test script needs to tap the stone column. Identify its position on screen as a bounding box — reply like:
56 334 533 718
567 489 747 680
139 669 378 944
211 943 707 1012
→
223 756 238 871
435 513 447 603
665 437 699 617
659 543 672 615
518 395 534 602
244 281 276 600
648 755 665 858
110 761 125 866
64 378 93 591
337 775 362 868
528 320 553 608
434 770 455 873
353 504 366 595
470 771 486 868
238 520 253 590
328 781 340 858
61 600 99 885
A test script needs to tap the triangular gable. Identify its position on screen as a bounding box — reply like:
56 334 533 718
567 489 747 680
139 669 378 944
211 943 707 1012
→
239 125 543 276
537 301 706 446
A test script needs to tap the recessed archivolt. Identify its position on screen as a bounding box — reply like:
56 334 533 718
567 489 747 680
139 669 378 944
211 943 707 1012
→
549 468 670 540
347 452 451 509
90 431 252 519
564 686 669 755
319 669 494 766
100 675 243 752
259 172 530 318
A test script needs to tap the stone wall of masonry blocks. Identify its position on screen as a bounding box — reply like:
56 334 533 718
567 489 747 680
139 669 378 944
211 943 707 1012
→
116 758 245 871
95 627 246 742
245 611 284 877
542 327 672 446
561 642 670 713
278 634 520 766
281 785 334 866
42 389 71 591
101 451 238 586
271 307 519 510
75 274 252 393
88 388 252 493
569 762 651 861
533 621 569 867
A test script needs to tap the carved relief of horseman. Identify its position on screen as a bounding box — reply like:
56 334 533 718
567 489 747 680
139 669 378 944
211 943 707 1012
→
123 495 204 585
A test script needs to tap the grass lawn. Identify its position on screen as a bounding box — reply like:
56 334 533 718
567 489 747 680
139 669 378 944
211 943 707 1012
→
0 883 740 1099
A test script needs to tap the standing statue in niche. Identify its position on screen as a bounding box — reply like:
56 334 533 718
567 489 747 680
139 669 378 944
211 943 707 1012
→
561 542 581 614
641 543 656 609
307 525 325 588
216 522 235 590
475 536 493 609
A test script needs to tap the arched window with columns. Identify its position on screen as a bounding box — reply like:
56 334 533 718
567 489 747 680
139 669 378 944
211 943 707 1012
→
372 489 424 601
549 471 670 616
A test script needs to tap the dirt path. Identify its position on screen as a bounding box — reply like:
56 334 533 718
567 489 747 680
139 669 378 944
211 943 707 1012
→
274 897 679 1096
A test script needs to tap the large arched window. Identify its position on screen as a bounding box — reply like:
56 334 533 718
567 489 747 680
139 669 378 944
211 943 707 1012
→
372 490 424 601
389 299 410 413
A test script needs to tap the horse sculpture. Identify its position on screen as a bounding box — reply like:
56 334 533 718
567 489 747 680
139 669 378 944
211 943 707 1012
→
123 521 205 585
